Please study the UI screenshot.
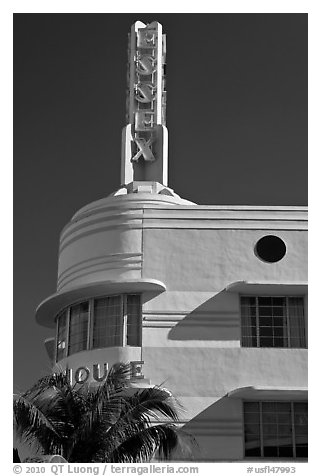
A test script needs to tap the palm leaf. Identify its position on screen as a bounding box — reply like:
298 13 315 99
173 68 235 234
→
115 386 182 426
98 386 182 460
62 363 131 461
13 394 62 455
13 364 191 463
100 424 180 462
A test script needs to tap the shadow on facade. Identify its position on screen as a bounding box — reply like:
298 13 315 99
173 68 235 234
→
174 395 243 461
168 290 240 342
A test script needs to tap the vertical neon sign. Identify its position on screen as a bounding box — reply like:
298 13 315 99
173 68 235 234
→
121 21 168 186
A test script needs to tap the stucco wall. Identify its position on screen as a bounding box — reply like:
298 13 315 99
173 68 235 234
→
142 228 307 291
43 197 308 461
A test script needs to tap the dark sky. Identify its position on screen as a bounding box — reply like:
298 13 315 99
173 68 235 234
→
14 13 307 392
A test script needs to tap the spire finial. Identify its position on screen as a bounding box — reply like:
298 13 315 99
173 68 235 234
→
121 21 168 187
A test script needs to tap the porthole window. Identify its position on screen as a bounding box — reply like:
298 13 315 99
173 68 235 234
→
255 235 286 263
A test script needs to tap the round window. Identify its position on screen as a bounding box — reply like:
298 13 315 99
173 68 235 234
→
255 235 286 263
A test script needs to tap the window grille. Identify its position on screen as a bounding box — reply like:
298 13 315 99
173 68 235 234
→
93 295 123 348
56 310 67 361
55 294 141 361
68 302 89 355
241 296 306 348
244 401 308 458
126 294 142 346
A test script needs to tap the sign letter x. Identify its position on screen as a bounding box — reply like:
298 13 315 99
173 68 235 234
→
131 136 155 162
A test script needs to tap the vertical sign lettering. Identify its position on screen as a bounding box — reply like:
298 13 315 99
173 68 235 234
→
127 22 166 164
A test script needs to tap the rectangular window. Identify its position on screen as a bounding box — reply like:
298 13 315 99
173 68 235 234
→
126 294 141 346
92 294 141 349
93 295 123 348
241 296 306 348
68 302 89 355
55 294 142 361
56 310 67 361
244 401 308 458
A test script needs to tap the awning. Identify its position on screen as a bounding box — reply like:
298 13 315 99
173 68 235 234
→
225 281 308 295
227 386 308 400
36 278 166 328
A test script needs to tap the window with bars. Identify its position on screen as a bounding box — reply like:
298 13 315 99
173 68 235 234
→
93 296 123 348
68 302 89 355
241 296 306 348
244 401 308 458
126 294 142 346
55 294 141 361
56 309 67 361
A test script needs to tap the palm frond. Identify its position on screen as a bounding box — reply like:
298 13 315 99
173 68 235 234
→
105 362 132 391
13 364 192 463
97 385 182 461
62 364 131 461
85 362 131 403
101 424 181 463
13 394 62 455
117 386 182 425
66 393 126 462
14 371 87 458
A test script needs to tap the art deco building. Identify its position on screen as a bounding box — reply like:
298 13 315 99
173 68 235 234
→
36 21 308 461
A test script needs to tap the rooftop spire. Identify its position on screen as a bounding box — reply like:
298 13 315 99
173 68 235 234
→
121 21 168 187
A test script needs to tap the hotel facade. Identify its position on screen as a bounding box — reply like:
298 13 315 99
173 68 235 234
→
36 22 308 461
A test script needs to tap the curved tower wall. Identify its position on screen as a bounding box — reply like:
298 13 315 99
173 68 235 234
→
36 197 307 461
35 19 308 462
